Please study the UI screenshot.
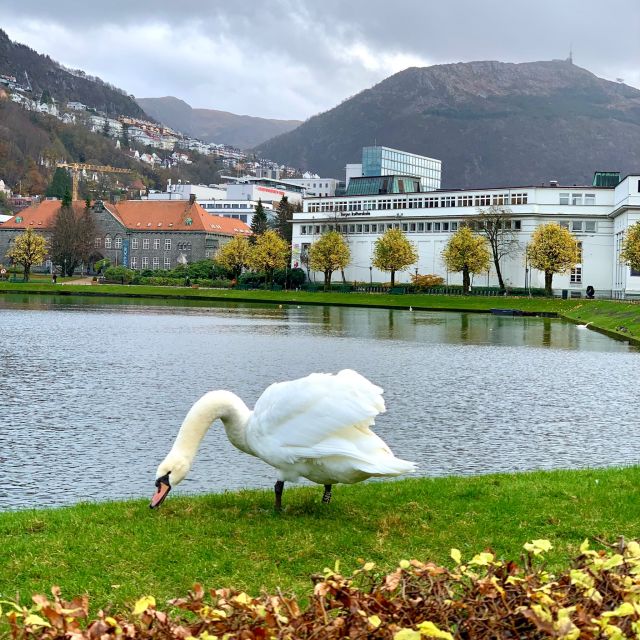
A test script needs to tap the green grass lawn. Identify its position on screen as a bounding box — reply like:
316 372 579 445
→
2 469 640 614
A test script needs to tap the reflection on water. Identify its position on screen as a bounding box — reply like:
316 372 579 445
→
0 294 637 511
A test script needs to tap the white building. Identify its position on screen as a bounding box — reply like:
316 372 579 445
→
224 177 304 205
147 182 227 201
285 176 340 197
199 199 274 226
292 173 640 298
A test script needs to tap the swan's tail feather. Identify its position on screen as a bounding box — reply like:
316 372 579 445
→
357 457 416 477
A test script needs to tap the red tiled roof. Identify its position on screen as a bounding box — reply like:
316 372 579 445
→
107 200 251 236
2 199 252 237
1 199 87 229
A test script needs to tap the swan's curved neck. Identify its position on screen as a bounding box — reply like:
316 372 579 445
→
172 390 253 462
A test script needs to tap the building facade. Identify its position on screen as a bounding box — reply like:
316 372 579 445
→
361 146 442 192
292 174 640 297
0 198 251 272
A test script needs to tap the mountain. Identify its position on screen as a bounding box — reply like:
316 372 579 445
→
136 96 301 149
0 29 147 119
254 60 640 188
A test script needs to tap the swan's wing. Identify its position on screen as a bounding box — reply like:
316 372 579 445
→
247 369 386 461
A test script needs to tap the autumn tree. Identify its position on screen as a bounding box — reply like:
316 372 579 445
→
6 227 48 281
475 205 519 292
308 230 351 290
372 228 418 287
527 223 579 296
442 225 491 294
247 230 289 285
250 199 268 243
50 201 96 276
215 235 252 279
620 221 640 273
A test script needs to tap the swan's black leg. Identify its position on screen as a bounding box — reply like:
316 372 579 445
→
274 480 284 511
322 484 332 503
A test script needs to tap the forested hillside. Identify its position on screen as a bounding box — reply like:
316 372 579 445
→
0 29 147 118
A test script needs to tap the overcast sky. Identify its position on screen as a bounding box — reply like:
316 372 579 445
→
2 0 639 121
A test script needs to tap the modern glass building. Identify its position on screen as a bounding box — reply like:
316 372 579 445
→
361 146 441 191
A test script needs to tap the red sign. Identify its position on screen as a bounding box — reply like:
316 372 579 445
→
257 186 285 196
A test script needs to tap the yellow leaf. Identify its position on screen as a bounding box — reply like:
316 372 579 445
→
469 552 494 566
627 541 640 558
232 592 251 605
363 562 375 571
450 548 462 565
133 595 156 615
24 614 51 627
368 615 382 628
394 629 421 640
524 539 553 556
417 620 455 639
602 554 624 570
602 602 635 618
399 559 410 569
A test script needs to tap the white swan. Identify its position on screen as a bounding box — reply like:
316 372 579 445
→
150 369 415 510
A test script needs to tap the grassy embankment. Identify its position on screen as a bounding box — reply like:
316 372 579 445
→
1 281 639 343
2 468 640 614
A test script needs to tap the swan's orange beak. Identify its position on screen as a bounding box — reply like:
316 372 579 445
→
150 474 171 509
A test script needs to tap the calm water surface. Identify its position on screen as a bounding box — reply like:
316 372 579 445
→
0 294 638 511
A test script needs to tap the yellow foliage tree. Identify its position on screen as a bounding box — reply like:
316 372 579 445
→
6 227 48 281
526 223 579 296
308 231 350 290
247 230 289 285
442 226 491 294
372 228 418 287
620 221 640 273
215 235 252 279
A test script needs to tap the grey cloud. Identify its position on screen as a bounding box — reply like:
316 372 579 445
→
1 0 638 120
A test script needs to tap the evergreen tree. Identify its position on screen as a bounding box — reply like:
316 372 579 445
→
121 125 130 148
250 199 268 244
275 196 294 245
62 188 72 207
46 168 72 199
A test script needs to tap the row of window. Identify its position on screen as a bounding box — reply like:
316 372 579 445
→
307 192 529 213
95 236 123 249
130 256 172 269
560 193 596 206
94 237 174 250
300 220 523 236
560 220 597 233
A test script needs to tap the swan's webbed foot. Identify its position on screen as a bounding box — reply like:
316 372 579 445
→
274 480 284 512
322 484 332 504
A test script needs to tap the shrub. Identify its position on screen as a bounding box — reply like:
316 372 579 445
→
238 271 266 287
103 266 135 284
6 539 640 639
411 273 445 290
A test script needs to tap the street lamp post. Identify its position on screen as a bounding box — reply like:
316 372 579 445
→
369 265 372 285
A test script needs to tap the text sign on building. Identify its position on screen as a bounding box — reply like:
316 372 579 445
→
122 239 129 267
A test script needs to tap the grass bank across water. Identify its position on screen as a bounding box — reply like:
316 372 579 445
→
1 282 639 344
2 469 640 614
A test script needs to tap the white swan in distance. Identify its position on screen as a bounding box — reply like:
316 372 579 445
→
150 369 415 510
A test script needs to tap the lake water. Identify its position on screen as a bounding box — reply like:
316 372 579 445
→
0 294 638 511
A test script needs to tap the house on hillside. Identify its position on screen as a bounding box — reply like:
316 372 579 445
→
0 198 251 273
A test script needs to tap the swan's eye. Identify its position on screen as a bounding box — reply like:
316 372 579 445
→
155 472 171 487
